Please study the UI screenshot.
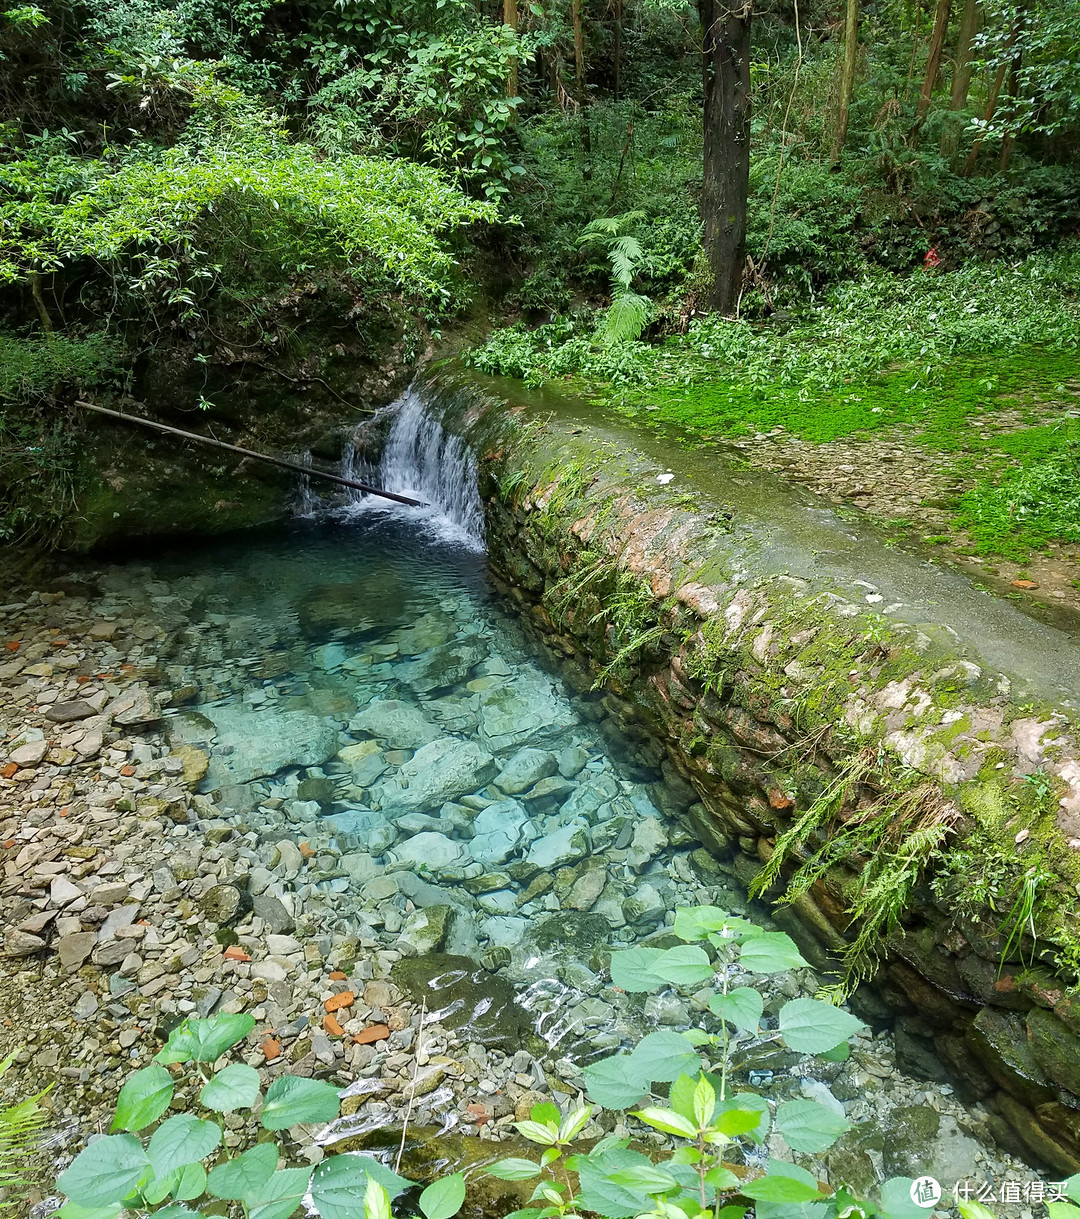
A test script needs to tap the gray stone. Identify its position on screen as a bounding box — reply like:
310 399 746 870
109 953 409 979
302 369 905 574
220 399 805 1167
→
4 930 45 957
398 906 455 955
623 882 666 926
50 876 83 907
253 893 295 934
565 867 607 912
45 700 98 723
387 832 468 876
9 740 47 767
481 915 528 947
494 749 559 795
73 991 99 1021
524 818 591 871
339 853 380 884
201 703 340 788
107 688 160 727
349 700 441 750
477 672 577 753
58 932 98 971
558 746 590 778
373 738 497 813
627 817 668 870
398 640 486 694
199 884 244 924
98 905 140 941
90 882 130 906
92 939 131 967
273 840 304 876
468 799 534 867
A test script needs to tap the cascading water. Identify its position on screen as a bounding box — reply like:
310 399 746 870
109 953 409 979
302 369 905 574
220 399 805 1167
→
339 385 485 549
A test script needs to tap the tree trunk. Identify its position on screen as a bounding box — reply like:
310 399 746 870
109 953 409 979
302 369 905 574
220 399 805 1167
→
912 0 951 132
831 0 859 162
949 0 978 109
572 0 592 177
962 23 1019 174
613 0 622 99
504 0 519 97
699 0 752 315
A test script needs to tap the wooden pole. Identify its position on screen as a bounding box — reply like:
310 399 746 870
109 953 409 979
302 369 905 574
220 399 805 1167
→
75 401 428 508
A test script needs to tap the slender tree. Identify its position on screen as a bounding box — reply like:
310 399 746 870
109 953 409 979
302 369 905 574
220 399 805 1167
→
963 19 1020 172
699 0 752 314
949 0 980 109
831 0 860 162
504 0 519 97
912 0 951 132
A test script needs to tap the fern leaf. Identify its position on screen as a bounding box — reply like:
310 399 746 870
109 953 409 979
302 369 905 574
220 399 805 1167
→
609 235 644 289
598 290 649 345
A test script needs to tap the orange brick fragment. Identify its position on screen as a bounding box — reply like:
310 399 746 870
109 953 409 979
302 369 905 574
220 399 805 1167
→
76 675 90 684
1012 579 1038 590
328 970 347 981
324 1013 345 1036
261 1038 282 1060
298 841 316 858
223 945 251 962
324 991 354 1013
353 1023 390 1045
1 764 17 780
120 765 136 777
5 641 19 652
51 640 68 648
465 1102 490 1127
121 664 136 672
3 840 14 849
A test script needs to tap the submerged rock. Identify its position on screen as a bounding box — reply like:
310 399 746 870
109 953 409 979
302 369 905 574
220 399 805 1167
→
391 954 529 1050
467 798 535 866
477 672 578 753
494 748 559 795
372 738 497 813
349 699 442 750
200 703 340 787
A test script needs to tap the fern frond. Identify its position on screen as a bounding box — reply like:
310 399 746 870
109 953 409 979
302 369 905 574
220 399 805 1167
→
598 291 649 345
0 1054 51 1213
609 235 644 289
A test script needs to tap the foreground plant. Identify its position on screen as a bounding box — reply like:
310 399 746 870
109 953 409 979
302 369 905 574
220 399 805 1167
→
51 905 1079 1219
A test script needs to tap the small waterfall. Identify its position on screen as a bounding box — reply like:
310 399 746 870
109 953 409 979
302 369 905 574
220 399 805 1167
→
340 385 485 550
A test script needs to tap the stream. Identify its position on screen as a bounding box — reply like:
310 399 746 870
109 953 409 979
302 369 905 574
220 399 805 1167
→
19 382 1050 1210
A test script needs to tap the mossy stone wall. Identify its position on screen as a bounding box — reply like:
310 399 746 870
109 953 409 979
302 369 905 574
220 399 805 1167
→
465 392 1080 1174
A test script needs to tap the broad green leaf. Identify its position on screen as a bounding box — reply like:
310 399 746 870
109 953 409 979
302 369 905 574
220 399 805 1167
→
260 1075 341 1130
559 1104 592 1142
174 1162 207 1202
153 1208 204 1219
705 1166 740 1191
142 1167 181 1206
583 1054 649 1109
248 1167 313 1219
419 1172 466 1219
819 1041 851 1063
692 1074 717 1127
485 1159 542 1180
741 1171 821 1203
514 1120 559 1146
309 1152 414 1217
57 1134 151 1207
148 1114 221 1179
651 944 714 988
576 1147 661 1219
200 1062 261 1112
668 1074 701 1124
207 1142 279 1201
631 1106 698 1139
879 1178 927 1219
610 947 667 992
1067 1174 1080 1204
673 907 732 942
714 1093 770 1142
1047 1205 1080 1219
717 1208 747 1219
775 1099 851 1152
629 1030 702 1083
708 987 763 1033
738 932 808 974
778 998 866 1055
55 1204 122 1219
608 1165 679 1194
111 1064 175 1132
155 1013 256 1065
530 1102 562 1127
713 1107 766 1138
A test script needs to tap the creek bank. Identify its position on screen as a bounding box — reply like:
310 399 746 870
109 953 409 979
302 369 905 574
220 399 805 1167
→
431 366 1080 1174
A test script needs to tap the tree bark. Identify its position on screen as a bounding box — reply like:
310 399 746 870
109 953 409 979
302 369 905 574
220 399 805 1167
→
962 22 1019 174
912 0 951 132
613 0 622 99
830 0 859 162
572 0 592 177
949 0 979 109
699 0 752 315
504 0 519 97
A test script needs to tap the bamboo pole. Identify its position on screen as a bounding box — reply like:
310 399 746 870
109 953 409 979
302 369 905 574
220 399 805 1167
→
75 401 428 508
